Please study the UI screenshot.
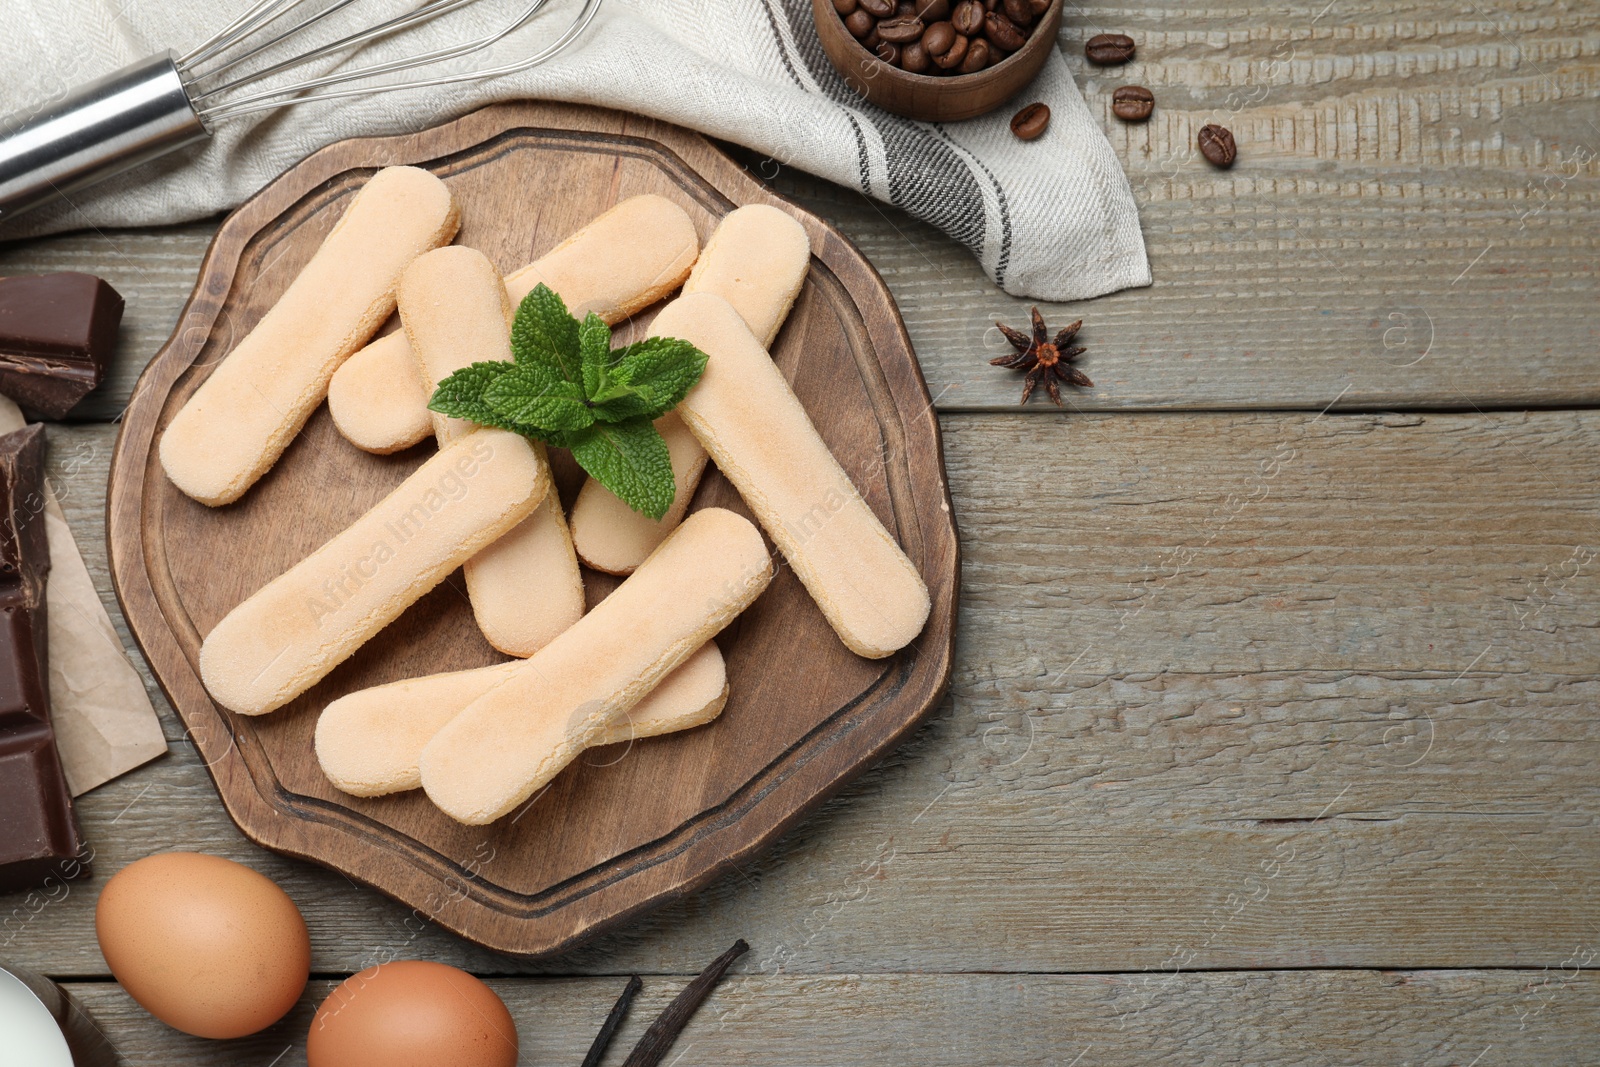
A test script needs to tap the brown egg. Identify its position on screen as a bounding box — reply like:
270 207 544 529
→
307 961 518 1067
95 852 309 1039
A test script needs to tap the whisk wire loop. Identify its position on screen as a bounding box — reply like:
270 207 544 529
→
189 0 599 121
0 0 602 223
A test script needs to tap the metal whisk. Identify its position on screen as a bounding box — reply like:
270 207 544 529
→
0 0 602 224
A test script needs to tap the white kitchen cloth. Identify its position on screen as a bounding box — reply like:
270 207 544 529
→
3 0 1150 301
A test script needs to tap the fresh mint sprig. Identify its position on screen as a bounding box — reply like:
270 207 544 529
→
428 284 707 520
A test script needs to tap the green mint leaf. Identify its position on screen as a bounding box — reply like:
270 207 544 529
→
511 284 581 383
579 312 612 398
482 364 595 432
608 337 708 418
567 415 675 520
429 361 527 432
587 389 656 423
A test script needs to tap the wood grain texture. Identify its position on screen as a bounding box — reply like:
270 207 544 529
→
104 102 958 958
62 969 1600 1066
2 0 1594 416
8 410 1595 979
0 5 1594 1056
771 0 1600 411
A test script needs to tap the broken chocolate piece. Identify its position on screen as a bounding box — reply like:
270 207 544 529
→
0 424 87 894
0 273 123 419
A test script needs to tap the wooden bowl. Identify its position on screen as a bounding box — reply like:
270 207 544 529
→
811 0 1063 122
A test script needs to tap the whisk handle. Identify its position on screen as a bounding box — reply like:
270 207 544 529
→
0 52 207 226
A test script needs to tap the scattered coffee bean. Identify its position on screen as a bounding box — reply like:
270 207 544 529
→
1198 124 1237 167
959 36 991 72
901 39 931 72
1010 101 1050 140
984 10 1026 49
1002 0 1033 27
877 14 925 41
922 20 957 55
1110 85 1154 122
951 0 983 34
934 32 970 68
834 0 859 14
844 8 874 36
1085 32 1135 65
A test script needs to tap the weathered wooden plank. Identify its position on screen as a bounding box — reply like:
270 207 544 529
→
1 1 1595 417
764 1 1600 410
63 969 1600 1066
7 411 1595 977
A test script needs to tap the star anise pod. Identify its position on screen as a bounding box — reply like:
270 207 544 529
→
990 308 1091 406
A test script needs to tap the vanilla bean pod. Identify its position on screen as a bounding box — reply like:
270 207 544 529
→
620 940 749 1067
581 974 643 1067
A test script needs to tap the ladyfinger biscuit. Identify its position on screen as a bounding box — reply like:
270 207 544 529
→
397 246 585 656
508 193 701 316
681 204 812 348
661 293 930 659
315 642 727 797
421 508 772 825
399 246 513 448
325 331 432 454
161 167 458 505
329 194 700 454
199 430 547 716
570 205 811 575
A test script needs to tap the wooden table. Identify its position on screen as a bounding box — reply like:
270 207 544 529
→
2 6 1596 1062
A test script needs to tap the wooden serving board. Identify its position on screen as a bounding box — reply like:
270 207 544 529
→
107 101 958 958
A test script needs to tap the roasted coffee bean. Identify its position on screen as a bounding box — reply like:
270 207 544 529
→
933 32 969 68
844 8 875 36
877 15 925 41
959 36 991 72
900 39 931 72
1110 84 1154 121
862 25 882 48
1010 101 1050 139
833 0 859 14
1198 124 1237 167
875 40 901 64
896 0 917 14
984 11 1026 49
1085 33 1135 65
922 20 957 54
860 0 895 15
915 0 951 18
1002 0 1033 26
951 0 984 35
1028 0 1049 14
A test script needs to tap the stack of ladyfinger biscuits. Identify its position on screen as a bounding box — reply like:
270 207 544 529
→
166 166 931 826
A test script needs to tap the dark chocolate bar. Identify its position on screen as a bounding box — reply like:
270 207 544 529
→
0 273 123 419
0 424 87 894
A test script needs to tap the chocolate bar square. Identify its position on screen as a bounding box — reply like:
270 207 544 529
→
0 424 88 893
0 273 123 419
